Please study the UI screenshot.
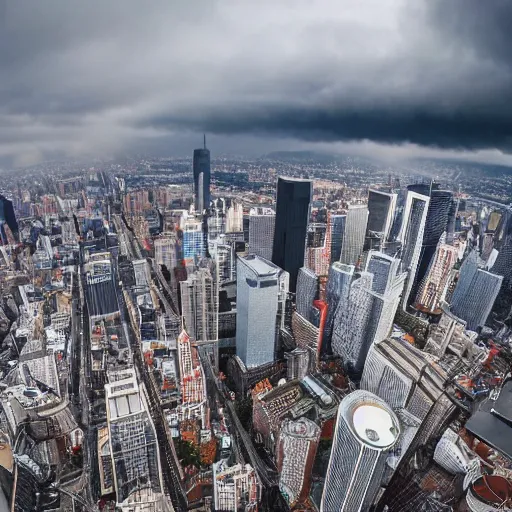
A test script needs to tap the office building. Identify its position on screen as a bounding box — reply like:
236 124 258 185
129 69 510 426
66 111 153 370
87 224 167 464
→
361 337 446 421
104 369 172 511
180 267 218 343
340 204 369 266
451 250 503 330
154 235 178 272
226 200 243 233
248 207 275 261
277 417 320 507
236 255 289 368
414 240 458 313
284 347 310 380
182 217 205 263
305 219 331 277
296 267 319 323
365 189 397 250
331 252 405 374
396 190 430 308
0 194 18 244
321 390 400 512
409 185 455 300
323 262 355 352
272 177 312 292
193 136 211 213
330 214 346 262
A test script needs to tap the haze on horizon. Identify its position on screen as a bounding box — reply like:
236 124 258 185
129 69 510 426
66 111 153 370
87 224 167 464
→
1 0 512 168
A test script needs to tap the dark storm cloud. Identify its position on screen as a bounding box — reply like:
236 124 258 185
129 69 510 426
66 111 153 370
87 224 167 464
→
1 0 512 166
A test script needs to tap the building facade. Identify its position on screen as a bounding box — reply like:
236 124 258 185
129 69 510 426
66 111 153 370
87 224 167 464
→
340 204 369 266
236 255 289 368
193 139 211 213
248 207 275 261
272 177 312 293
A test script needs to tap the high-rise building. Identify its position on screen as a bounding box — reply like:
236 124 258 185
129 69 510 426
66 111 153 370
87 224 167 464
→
272 177 312 293
361 337 446 421
226 200 243 233
193 136 211 213
365 189 397 250
451 250 503 330
340 204 369 266
104 369 172 511
409 185 455 300
182 217 205 263
248 207 275 260
296 267 319 323
321 390 400 512
396 190 430 309
236 255 289 368
305 218 331 276
331 252 405 374
180 267 218 343
154 235 178 272
277 417 320 507
0 194 18 244
323 262 355 353
414 240 458 313
330 214 346 262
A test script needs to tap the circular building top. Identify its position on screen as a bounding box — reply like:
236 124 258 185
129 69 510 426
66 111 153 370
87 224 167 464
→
352 404 399 448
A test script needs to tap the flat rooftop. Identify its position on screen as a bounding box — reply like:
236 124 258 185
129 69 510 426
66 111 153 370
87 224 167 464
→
240 254 281 277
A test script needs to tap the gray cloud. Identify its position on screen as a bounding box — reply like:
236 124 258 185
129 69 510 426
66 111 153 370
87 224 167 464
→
1 0 512 167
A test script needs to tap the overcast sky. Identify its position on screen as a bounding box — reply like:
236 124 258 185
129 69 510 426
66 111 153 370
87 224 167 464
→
1 0 512 168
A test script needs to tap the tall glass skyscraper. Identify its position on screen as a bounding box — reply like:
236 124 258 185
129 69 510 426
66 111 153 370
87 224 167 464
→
272 177 312 293
330 214 346 262
323 262 355 353
236 255 289 368
296 267 319 322
340 205 369 266
193 136 211 213
321 390 400 512
397 190 430 309
451 250 503 330
365 189 397 250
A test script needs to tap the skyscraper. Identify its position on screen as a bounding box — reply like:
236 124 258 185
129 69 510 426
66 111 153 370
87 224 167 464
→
193 136 211 213
225 200 243 233
451 250 503 330
180 266 218 343
272 177 312 293
409 185 455 301
340 204 369 266
0 194 18 244
305 218 331 276
414 240 458 313
321 390 400 512
331 252 405 374
396 190 430 309
330 214 346 262
365 189 397 250
296 267 319 323
182 217 205 263
248 207 275 261
236 254 289 368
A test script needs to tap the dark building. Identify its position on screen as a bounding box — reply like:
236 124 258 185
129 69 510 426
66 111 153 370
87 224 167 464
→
0 194 19 243
408 184 455 305
330 214 346 262
490 208 512 316
365 189 396 251
272 177 312 292
193 135 211 213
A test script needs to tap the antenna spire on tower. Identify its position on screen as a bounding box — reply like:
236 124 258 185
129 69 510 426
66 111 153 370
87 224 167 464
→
204 134 206 149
